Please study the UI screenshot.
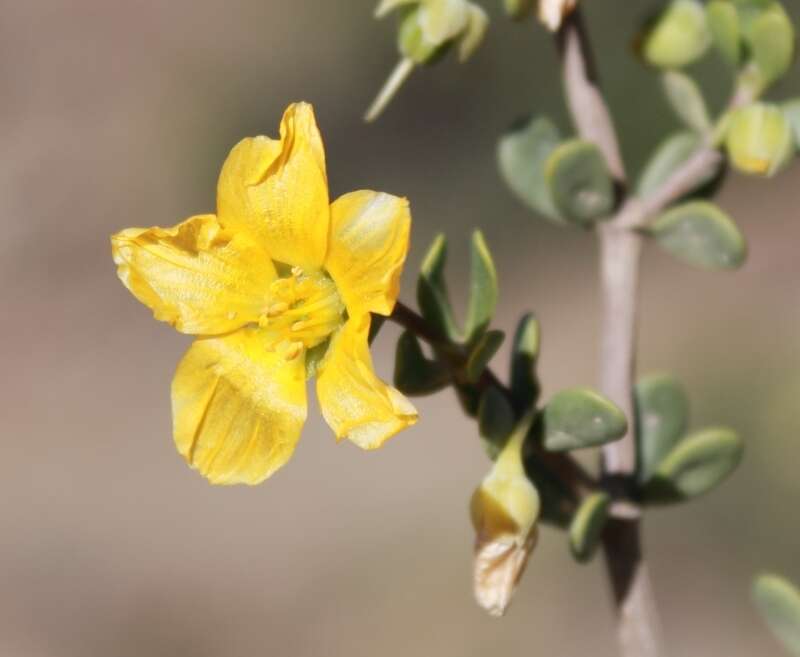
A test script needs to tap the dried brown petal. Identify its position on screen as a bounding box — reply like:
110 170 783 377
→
473 528 538 617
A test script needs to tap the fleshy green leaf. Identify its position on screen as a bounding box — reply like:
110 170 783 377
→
479 386 516 459
645 427 743 502
466 330 505 383
455 383 482 418
497 116 563 221
747 4 795 86
503 0 534 20
569 492 611 563
457 5 488 63
394 330 450 395
754 574 800 657
465 230 498 342
510 313 541 410
783 99 800 148
706 0 741 65
648 201 746 270
642 0 712 70
417 234 461 342
662 71 712 133
635 373 690 483
638 131 708 198
523 420 576 527
542 387 628 452
545 140 615 225
733 0 775 34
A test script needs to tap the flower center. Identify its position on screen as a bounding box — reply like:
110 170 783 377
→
259 267 345 361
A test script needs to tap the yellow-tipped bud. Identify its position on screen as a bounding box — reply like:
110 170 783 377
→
725 103 795 177
470 413 540 616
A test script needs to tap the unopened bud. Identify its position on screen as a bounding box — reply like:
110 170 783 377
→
367 0 488 122
399 6 448 65
725 103 795 177
470 413 540 616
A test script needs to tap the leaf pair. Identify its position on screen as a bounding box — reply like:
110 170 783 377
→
416 231 497 345
707 0 795 86
498 116 616 226
635 373 744 503
642 0 795 90
396 231 500 407
478 313 541 458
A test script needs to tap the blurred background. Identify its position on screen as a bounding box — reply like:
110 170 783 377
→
2 1 800 655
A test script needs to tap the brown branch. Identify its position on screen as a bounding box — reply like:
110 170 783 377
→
556 10 662 657
557 12 626 181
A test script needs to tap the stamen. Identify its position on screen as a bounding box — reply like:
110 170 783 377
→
260 268 344 361
268 302 289 317
281 341 303 361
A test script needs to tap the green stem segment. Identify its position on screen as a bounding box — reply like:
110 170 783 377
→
388 300 596 498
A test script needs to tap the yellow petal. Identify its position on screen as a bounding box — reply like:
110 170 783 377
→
325 191 411 317
172 328 307 485
111 214 276 335
317 315 417 449
216 102 330 269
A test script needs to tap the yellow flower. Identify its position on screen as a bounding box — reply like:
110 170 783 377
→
111 102 418 485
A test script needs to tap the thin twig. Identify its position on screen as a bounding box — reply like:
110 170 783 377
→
557 12 626 181
388 301 596 496
556 7 754 654
556 10 661 657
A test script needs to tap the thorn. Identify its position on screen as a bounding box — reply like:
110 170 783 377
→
364 58 415 123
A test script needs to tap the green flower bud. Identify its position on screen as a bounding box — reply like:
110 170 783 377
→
366 0 488 121
643 0 712 69
398 6 446 64
725 103 795 177
471 413 540 616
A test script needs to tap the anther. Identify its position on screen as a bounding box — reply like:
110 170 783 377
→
283 341 303 361
268 302 289 317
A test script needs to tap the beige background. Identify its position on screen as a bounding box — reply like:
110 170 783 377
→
2 1 800 655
